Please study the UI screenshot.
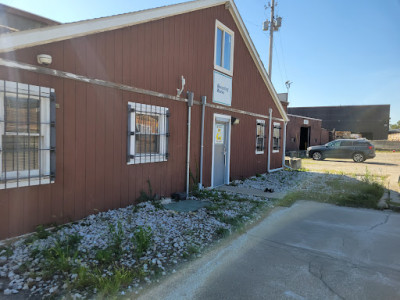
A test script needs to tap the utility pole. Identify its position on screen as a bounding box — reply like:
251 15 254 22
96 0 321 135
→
263 0 282 80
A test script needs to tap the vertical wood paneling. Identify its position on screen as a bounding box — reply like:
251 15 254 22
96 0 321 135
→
104 32 115 211
8 189 24 237
113 30 123 209
95 84 106 212
38 185 52 225
119 92 129 208
74 36 88 220
0 191 9 239
23 187 39 232
63 40 77 222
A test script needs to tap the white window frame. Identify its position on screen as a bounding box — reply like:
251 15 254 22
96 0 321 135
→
272 122 281 153
127 102 168 165
0 81 52 189
214 20 235 76
256 119 265 154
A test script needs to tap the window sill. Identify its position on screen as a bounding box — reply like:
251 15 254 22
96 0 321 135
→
0 177 52 189
255 151 264 155
272 150 280 153
127 155 167 165
214 64 233 77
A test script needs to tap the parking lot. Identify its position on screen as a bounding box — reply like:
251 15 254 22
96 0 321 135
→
302 152 400 193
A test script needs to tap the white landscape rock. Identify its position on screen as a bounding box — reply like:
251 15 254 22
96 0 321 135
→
0 170 302 298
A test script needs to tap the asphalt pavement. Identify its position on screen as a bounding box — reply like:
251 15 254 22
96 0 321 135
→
139 201 400 300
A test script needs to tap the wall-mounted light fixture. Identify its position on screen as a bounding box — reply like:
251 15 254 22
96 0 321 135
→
37 54 52 65
231 117 240 125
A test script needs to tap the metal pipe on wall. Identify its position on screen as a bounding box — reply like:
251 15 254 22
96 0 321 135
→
199 96 206 189
186 92 194 198
267 108 284 173
283 121 292 169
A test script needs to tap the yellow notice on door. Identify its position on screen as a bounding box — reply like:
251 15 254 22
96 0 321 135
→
215 124 224 144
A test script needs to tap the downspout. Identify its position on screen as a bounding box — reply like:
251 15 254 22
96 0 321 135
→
283 121 292 169
267 108 284 173
199 96 206 190
186 92 194 198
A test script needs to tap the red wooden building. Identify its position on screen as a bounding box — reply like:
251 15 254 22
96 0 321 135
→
0 0 288 240
286 114 330 153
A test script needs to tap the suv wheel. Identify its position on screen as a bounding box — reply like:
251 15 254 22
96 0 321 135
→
353 153 365 163
312 152 323 160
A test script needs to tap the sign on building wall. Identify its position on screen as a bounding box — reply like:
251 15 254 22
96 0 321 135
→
215 124 225 144
213 71 232 106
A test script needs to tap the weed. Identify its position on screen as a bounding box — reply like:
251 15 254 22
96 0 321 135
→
0 246 13 258
71 265 144 297
187 244 200 255
215 227 230 237
35 225 51 240
42 234 81 274
133 205 140 213
215 213 243 228
255 173 262 178
95 248 114 265
132 226 152 258
191 188 219 200
278 176 384 210
137 179 156 202
189 163 200 193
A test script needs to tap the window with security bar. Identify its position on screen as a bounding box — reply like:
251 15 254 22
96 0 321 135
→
0 80 56 189
273 123 281 152
127 102 169 164
256 119 266 154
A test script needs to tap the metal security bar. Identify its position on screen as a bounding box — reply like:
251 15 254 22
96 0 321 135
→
256 121 266 152
127 102 169 164
273 124 281 151
0 80 56 189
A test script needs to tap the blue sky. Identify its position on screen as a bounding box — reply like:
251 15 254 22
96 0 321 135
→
1 0 399 123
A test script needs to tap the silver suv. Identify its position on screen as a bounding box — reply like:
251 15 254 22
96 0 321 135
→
307 139 376 163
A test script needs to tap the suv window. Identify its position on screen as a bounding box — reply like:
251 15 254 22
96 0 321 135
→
327 141 341 148
340 141 353 146
354 141 369 146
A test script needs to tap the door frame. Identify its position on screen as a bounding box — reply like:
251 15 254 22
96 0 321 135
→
211 113 232 188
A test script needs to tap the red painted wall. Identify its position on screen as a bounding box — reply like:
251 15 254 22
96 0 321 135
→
0 5 285 239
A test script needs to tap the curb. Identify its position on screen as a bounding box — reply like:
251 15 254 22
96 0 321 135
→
377 189 390 209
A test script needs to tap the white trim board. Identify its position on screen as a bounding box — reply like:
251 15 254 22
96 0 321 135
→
0 0 288 122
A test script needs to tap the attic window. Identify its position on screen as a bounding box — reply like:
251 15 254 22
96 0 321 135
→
214 20 234 76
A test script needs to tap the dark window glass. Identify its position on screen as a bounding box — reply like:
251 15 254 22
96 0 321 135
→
223 32 232 70
135 114 160 154
216 28 223 67
2 136 39 172
5 96 40 133
340 141 353 146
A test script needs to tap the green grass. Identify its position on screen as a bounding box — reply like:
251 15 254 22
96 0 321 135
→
0 245 13 257
71 265 144 297
276 177 384 209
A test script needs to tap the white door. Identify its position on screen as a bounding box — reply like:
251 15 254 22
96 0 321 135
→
212 114 231 187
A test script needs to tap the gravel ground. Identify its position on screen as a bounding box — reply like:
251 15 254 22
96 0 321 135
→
0 170 307 299
236 170 311 192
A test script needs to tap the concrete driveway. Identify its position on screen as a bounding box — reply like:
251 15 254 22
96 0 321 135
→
139 201 400 300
